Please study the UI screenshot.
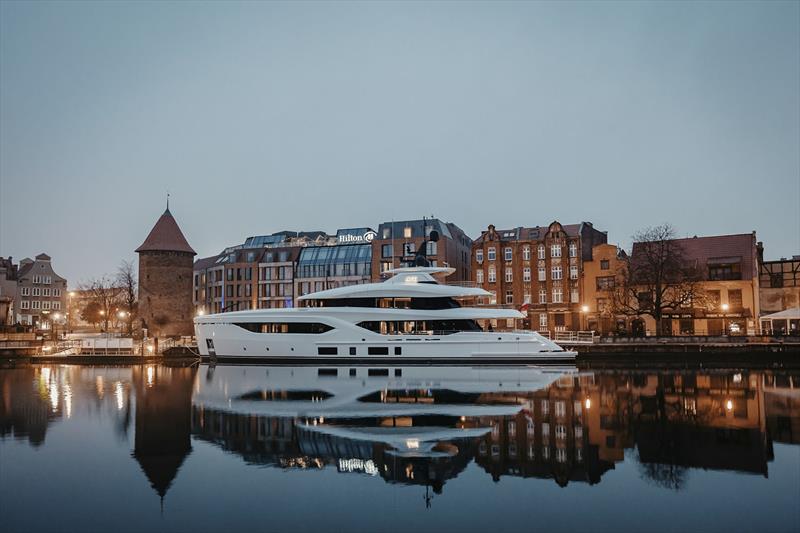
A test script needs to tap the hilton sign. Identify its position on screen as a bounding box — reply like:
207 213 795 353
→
336 228 377 244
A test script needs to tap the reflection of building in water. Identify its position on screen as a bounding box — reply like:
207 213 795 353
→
132 365 197 502
475 373 616 486
764 372 800 445
0 365 135 446
0 367 59 445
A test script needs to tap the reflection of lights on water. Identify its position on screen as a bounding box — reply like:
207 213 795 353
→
96 376 105 399
726 399 733 411
405 438 420 449
49 382 59 411
585 398 592 409
41 367 51 383
733 373 742 383
115 382 124 410
146 366 155 387
64 383 72 419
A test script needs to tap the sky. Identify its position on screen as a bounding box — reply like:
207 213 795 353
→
1 1 798 285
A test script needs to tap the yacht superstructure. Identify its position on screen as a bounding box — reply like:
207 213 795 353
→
194 266 576 362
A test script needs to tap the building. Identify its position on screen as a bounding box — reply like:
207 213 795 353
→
0 257 18 325
136 206 196 338
630 232 761 336
758 250 800 315
471 221 608 332
581 244 629 335
13 253 68 329
371 219 472 282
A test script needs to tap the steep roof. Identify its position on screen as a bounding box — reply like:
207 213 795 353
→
136 209 196 255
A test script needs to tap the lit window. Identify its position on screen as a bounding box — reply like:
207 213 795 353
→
403 227 412 238
570 265 578 280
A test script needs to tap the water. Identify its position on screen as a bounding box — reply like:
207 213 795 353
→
1 363 798 533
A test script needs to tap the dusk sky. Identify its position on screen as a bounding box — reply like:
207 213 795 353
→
1 1 798 285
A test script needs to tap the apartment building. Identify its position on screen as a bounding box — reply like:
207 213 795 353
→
13 253 68 328
371 218 472 282
471 221 607 332
581 243 629 335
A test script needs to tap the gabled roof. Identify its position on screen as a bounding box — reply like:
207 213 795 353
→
136 208 196 255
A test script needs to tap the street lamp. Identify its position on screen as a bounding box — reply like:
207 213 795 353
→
67 291 75 332
117 310 128 336
580 304 590 332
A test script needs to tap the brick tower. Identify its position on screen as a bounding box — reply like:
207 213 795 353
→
136 203 196 338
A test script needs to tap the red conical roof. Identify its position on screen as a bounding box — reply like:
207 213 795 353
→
136 208 196 254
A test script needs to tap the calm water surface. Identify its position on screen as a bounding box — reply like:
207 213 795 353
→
1 363 798 533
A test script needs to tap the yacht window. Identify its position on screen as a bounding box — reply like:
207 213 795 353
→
317 347 338 355
233 322 333 334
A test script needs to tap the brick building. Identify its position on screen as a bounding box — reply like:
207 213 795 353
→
630 232 761 336
371 218 472 282
136 207 196 337
471 221 608 332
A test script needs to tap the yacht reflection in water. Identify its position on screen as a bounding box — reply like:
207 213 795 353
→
190 364 800 496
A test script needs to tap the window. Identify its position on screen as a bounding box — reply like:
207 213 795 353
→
53 289 60 297
523 268 531 282
709 260 742 281
369 347 390 355
554 313 565 326
426 241 437 256
596 276 615 290
573 401 582 417
508 420 516 437
21 300 30 309
556 448 567 463
555 425 567 440
505 290 513 304
382 227 391 239
382 244 393 258
600 259 610 270
505 268 513 282
32 287 41 297
551 266 562 280
526 417 534 436
32 301 41 309
551 244 562 258
539 289 547 304
570 289 579 303
538 245 545 260
538 267 546 281
403 227 412 238
489 291 497 304
475 249 484 263
504 247 513 261
488 266 496 283
403 242 416 255
570 265 578 280
555 401 566 417
552 288 563 303
234 322 334 334
522 247 531 260
569 243 577 257
707 290 721 308
487 247 496 261
476 270 484 284
539 313 548 329
20 287 30 297
542 446 550 460
728 289 743 309
541 400 549 415
318 347 338 355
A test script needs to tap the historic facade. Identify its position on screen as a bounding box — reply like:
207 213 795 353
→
136 207 196 337
758 251 800 315
581 243 629 335
12 253 68 329
471 221 608 332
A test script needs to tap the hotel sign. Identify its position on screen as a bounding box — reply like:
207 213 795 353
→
336 228 377 244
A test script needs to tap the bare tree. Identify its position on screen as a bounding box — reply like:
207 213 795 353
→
79 277 122 332
116 260 137 336
612 224 705 336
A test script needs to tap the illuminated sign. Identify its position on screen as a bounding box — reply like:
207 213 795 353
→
336 228 377 244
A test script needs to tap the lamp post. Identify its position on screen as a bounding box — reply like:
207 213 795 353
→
67 291 75 332
117 310 128 335
52 313 62 341
721 303 730 336
580 304 590 332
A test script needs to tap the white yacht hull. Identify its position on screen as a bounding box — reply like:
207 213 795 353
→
195 318 576 363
